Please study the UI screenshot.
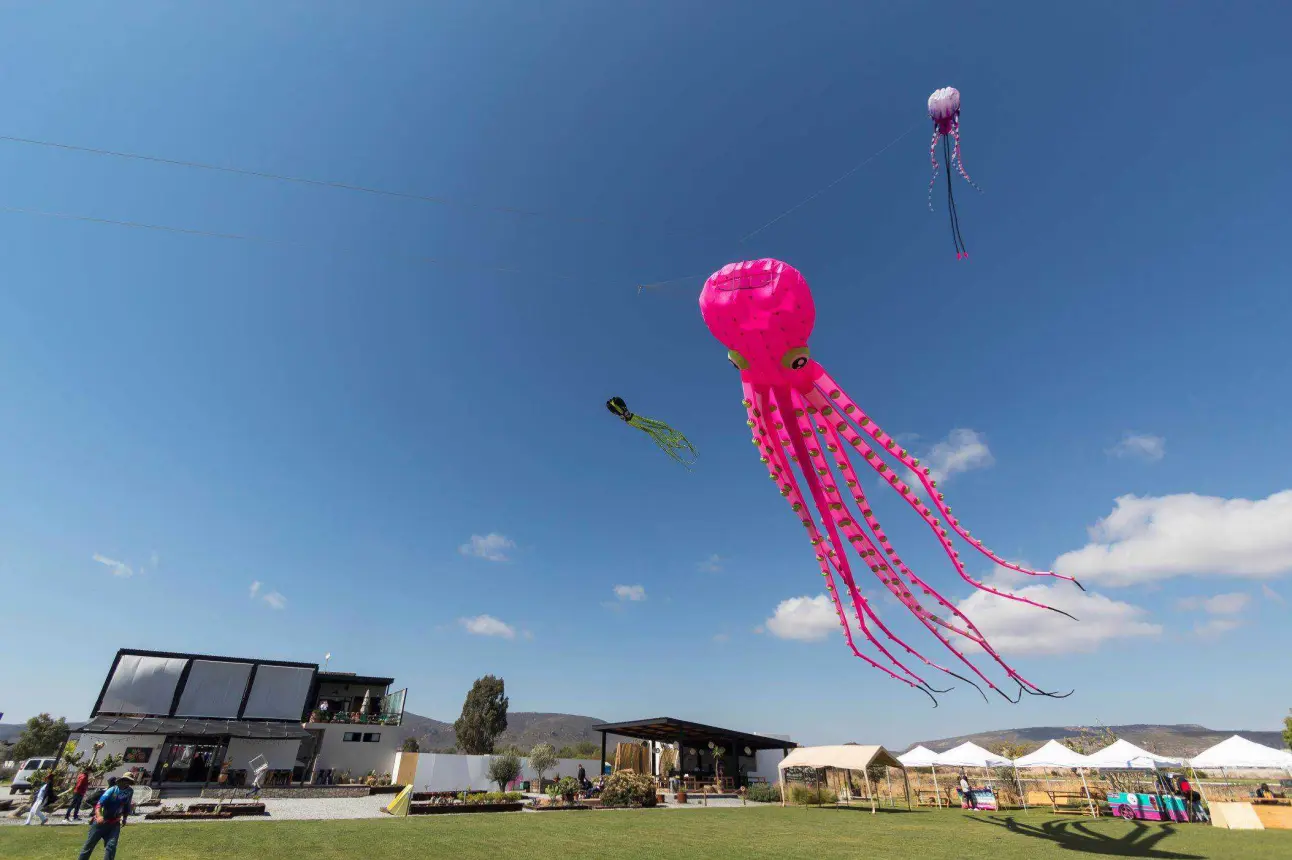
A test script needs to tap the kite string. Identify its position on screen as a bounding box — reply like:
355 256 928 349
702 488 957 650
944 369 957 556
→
0 203 583 281
0 134 605 226
737 121 919 245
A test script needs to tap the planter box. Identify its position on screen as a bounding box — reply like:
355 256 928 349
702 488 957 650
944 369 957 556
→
145 811 234 820
409 802 524 815
369 785 403 795
187 803 267 817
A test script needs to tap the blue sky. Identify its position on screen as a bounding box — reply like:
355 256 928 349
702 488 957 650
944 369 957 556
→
2 2 1290 749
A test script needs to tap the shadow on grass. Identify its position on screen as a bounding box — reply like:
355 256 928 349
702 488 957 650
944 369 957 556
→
828 805 919 815
969 814 1204 859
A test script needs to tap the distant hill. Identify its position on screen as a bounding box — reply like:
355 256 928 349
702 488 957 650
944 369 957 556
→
399 712 608 753
906 724 1287 758
0 722 87 745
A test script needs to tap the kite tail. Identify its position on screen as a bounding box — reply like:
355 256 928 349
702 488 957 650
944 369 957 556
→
944 135 968 259
629 414 698 467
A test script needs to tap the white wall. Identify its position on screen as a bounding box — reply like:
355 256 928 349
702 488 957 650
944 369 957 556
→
411 753 602 792
311 725 400 778
226 738 300 773
72 733 166 781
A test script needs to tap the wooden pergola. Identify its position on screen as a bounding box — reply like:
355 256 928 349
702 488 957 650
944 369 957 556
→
595 717 796 786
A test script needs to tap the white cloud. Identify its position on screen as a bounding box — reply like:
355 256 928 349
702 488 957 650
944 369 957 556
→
1174 592 1250 615
956 573 1161 655
765 595 838 642
1108 433 1166 463
460 614 516 639
925 428 994 483
1053 491 1292 586
262 591 287 610
249 581 262 598
698 554 724 573
149 551 161 569
614 584 646 602
1194 617 1242 639
459 533 515 562
93 553 134 578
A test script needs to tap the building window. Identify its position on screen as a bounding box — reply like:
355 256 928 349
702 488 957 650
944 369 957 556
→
343 732 360 742
363 733 381 743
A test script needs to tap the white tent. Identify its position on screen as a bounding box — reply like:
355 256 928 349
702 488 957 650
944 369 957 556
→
1013 740 1096 817
898 746 945 807
897 745 941 767
934 742 1012 768
1085 739 1182 769
1188 736 1292 770
777 745 909 814
1014 740 1093 769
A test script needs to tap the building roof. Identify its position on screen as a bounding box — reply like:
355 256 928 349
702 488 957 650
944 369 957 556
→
79 715 311 740
595 717 796 752
315 672 396 688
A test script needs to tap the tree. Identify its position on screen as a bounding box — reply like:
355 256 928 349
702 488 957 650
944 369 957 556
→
557 741 599 759
995 742 1031 762
487 750 522 792
400 737 421 753
12 714 70 762
529 743 558 791
453 675 508 755
1061 724 1118 756
1283 709 1292 752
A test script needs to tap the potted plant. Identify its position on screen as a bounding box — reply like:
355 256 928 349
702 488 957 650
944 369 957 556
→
217 759 231 784
676 775 688 804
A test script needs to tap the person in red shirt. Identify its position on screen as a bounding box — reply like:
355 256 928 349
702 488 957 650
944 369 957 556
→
64 769 91 821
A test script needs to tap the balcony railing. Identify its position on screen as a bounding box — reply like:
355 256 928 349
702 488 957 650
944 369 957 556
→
307 710 402 726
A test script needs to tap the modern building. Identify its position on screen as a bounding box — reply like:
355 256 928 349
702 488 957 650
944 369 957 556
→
73 648 407 788
594 717 796 786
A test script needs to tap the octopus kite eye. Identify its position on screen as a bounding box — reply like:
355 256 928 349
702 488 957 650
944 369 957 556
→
781 347 810 370
727 349 750 370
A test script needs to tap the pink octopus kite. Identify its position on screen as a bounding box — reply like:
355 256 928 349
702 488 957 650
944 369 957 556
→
701 259 1081 704
928 86 980 260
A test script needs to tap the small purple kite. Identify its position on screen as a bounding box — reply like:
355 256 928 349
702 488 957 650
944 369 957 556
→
928 87 981 260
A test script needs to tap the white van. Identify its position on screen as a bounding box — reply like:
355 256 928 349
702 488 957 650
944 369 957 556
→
10 757 57 794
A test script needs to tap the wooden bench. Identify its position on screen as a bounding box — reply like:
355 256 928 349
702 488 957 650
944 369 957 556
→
1046 790 1099 816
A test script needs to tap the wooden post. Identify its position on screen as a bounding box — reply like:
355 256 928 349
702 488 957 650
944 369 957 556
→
902 767 911 810
862 766 876 814
885 767 893 808
931 765 942 808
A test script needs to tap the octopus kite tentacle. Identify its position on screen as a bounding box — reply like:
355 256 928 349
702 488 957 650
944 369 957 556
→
744 385 941 701
950 121 981 192
802 389 1058 698
814 368 1085 594
770 386 956 696
927 129 942 213
781 393 997 699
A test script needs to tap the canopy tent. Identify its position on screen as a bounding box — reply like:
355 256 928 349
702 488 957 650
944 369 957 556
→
778 745 909 814
1085 739 1182 770
898 745 947 807
934 742 1012 768
1013 740 1096 817
1188 736 1292 770
1014 740 1094 769
897 746 941 767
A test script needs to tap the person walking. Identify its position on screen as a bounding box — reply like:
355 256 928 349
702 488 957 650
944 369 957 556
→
24 772 56 825
78 772 134 860
65 769 90 821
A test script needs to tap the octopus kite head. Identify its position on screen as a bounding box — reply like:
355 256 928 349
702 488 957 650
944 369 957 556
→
699 259 819 389
927 86 961 133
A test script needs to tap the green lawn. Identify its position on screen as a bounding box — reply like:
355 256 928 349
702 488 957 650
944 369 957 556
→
2 807 1288 860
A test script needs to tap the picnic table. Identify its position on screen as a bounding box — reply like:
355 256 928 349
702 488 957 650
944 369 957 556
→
1045 788 1100 816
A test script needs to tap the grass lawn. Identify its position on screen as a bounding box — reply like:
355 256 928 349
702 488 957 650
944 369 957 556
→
2 807 1288 860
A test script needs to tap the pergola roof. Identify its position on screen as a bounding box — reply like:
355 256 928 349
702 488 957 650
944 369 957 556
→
595 717 796 752
79 715 311 740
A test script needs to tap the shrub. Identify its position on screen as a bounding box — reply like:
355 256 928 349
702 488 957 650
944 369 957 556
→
487 750 523 792
789 784 837 805
745 782 781 803
599 771 657 808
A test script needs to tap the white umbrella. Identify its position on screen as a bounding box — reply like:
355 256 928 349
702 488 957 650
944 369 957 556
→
360 689 371 716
